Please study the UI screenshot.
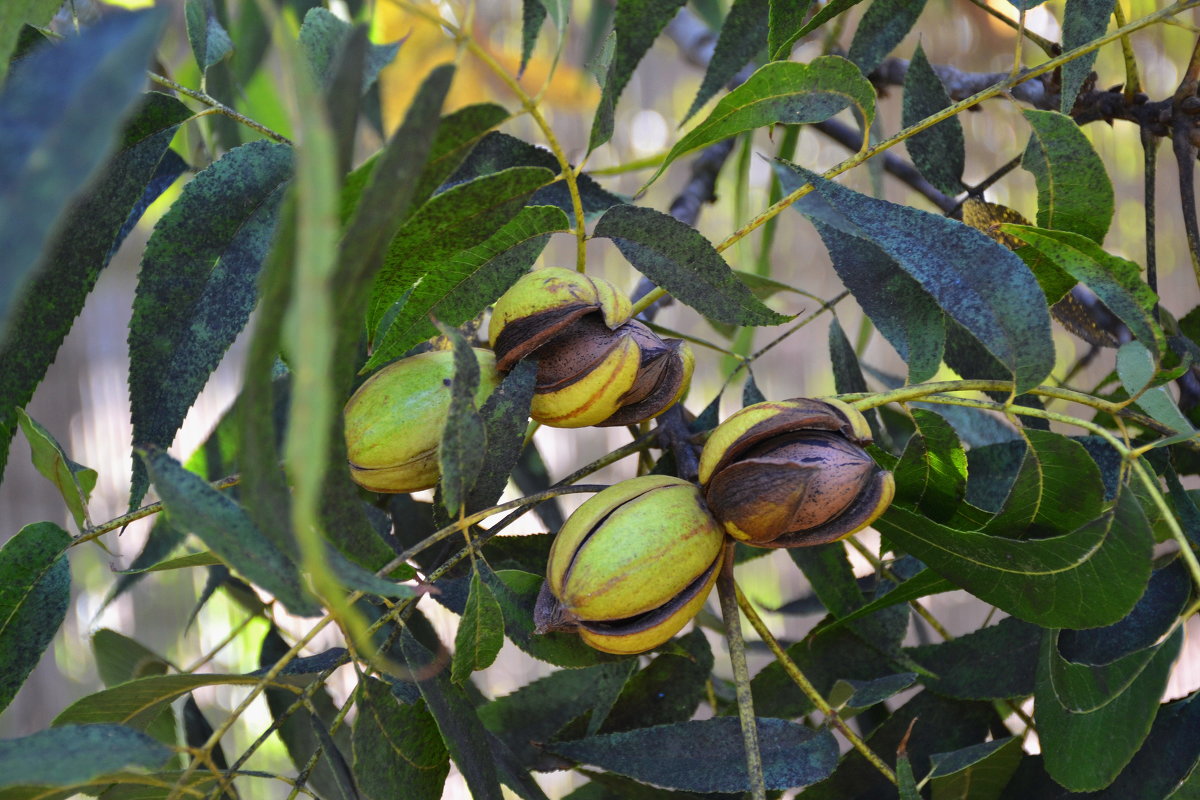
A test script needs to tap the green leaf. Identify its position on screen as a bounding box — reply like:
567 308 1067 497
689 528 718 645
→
185 0 232 72
646 57 875 190
771 0 866 60
0 521 70 716
768 0 815 59
875 488 1153 629
0 9 166 340
548 718 838 792
1118 341 1197 441
828 318 886 442
597 629 711 733
92 630 170 688
897 753 921 800
364 205 568 372
1091 689 1200 799
812 568 956 638
16 409 96 530
139 446 320 617
683 0 769 123
829 673 919 712
0 0 60 82
520 0 548 76
588 0 687 151
789 543 911 648
0 726 173 790
299 7 400 92
1037 627 1183 791
849 0 928 76
902 42 965 196
907 616 1042 700
367 166 553 342
1021 109 1115 244
437 326 488 516
593 204 789 326
929 737 1023 800
452 572 505 682
779 162 1054 392
353 678 449 800
894 408 967 522
53 673 262 728
1002 225 1163 354
1061 0 1117 114
128 140 292 508
468 359 539 513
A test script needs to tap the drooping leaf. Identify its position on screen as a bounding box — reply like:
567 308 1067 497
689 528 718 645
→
16 409 97 530
182 695 225 775
829 672 919 711
519 0 548 76
437 325 488 516
1090 690 1200 799
789 543 910 650
1117 341 1197 442
588 0 688 151
594 204 789 326
0 9 166 337
770 0 866 60
683 0 768 123
353 677 449 800
0 725 173 789
875 487 1153 629
1060 0 1117 114
128 140 292 508
1021 109 1114 244
139 447 320 617
468 359 539 512
452 571 505 683
299 7 401 92
363 205 568 372
647 57 875 190
185 0 233 72
849 0 928 75
779 161 1054 392
92 630 170 688
308 715 360 800
0 0 61 82
0 521 70 716
929 737 1023 800
812 568 956 638
547 718 839 792
894 408 967 522
907 616 1043 700
768 0 815 59
53 673 262 728
0 91 188 486
598 628 712 733
902 42 965 196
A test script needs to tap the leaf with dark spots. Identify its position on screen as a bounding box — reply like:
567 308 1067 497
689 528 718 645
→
683 0 768 123
902 42 965 196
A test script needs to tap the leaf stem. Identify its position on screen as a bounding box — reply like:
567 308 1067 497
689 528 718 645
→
73 474 242 546
147 71 293 145
717 545 766 800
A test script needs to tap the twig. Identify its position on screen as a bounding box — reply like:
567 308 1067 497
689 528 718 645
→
718 545 766 800
147 72 293 145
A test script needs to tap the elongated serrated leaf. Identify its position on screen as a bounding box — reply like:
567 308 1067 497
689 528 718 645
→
548 718 838 792
789 543 910 650
0 521 70 715
299 7 400 92
0 725 173 789
929 737 1023 800
772 0 866 60
1118 341 1197 440
323 547 416 599
1061 0 1116 113
594 204 789 326
182 696 225 772
647 57 875 190
684 0 768 123
139 447 320 616
1091 689 1200 799
364 205 568 371
437 326 488 516
452 572 505 682
0 91 188 486
128 140 292 508
829 673 919 711
876 487 1153 628
367 166 553 342
768 0 814 59
0 0 61 82
185 0 232 72
907 616 1042 700
1038 626 1182 791
53 673 262 728
520 0 548 76
588 0 687 151
0 9 165 337
894 408 967 522
779 162 1054 392
1002 225 1162 355
1021 109 1114 244
848 0 927 75
902 42 965 196
92 629 169 689
308 714 359 800
811 567 955 638
16 409 96 530
599 628 712 733
468 359 538 513
353 678 449 800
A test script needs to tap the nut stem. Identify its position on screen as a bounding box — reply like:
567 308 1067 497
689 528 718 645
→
717 543 766 800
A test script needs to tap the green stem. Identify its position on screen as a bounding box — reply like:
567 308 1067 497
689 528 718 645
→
147 72 293 145
73 474 242 546
717 545 766 800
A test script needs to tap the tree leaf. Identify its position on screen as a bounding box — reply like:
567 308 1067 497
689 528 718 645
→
646 57 875 190
0 726 173 790
299 7 400 92
902 42 965 196
1021 109 1114 244
771 0 866 60
929 737 1023 800
875 487 1153 629
588 0 688 152
597 629 711 733
0 9 166 337
363 205 568 372
452 572 505 683
1117 341 1197 441
778 162 1054 392
128 140 292 508
0 91 188 485
894 408 967 522
309 714 360 800
353 678 449 800
520 0 548 76
185 0 233 72
0 521 70 716
768 0 815 59
1060 0 1117 114
436 326 488 517
683 0 768 123
468 359 539 513
1037 627 1183 791
139 446 320 617
1002 225 1163 355
812 568 956 638
907 616 1043 700
829 672 919 711
593 204 789 326
790 543 911 649
549 718 837 792
0 0 61 82
16 409 96 530
1090 689 1200 799
92 630 170 688
849 0 928 75
53 673 262 728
